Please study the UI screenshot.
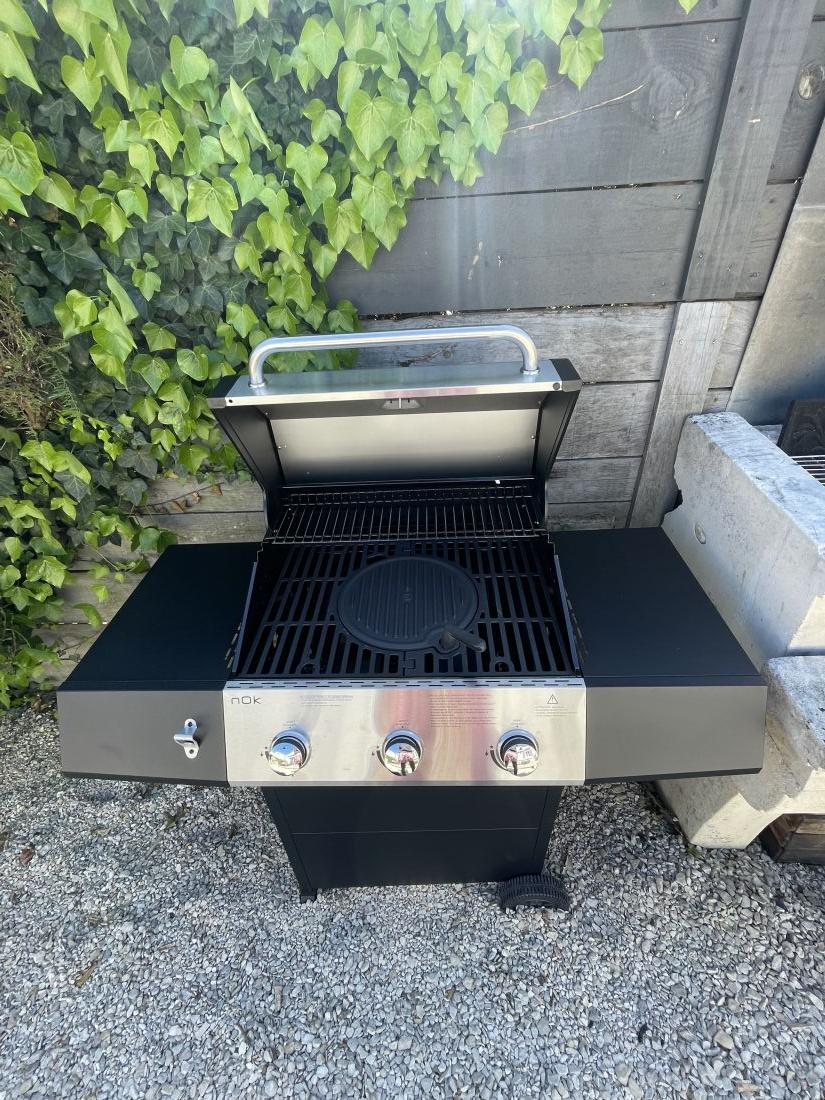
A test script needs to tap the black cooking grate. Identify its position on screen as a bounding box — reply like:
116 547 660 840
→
235 537 575 678
269 480 541 543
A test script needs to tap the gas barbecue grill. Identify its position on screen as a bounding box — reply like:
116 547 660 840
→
58 325 767 902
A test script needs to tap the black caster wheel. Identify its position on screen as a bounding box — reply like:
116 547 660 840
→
499 873 570 911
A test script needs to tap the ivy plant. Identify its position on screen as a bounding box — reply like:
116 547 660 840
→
0 0 700 704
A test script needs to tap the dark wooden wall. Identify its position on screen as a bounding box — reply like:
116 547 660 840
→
325 0 825 530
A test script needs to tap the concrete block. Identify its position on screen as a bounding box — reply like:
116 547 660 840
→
660 657 825 848
662 412 825 668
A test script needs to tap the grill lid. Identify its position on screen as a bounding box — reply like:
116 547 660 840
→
336 555 479 653
208 325 581 522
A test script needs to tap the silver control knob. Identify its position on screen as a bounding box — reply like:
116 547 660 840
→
266 730 310 776
496 730 539 777
380 730 422 776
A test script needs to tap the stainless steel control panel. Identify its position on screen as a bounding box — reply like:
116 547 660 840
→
223 679 586 785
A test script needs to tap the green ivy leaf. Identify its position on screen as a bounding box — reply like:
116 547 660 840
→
60 56 102 113
176 348 209 381
90 22 131 103
337 59 363 113
304 99 342 143
558 26 604 89
456 70 494 126
93 302 135 360
226 301 258 338
508 58 546 115
0 175 26 215
230 164 264 205
134 355 170 392
396 101 439 165
473 101 509 154
178 443 210 474
132 268 161 300
351 170 396 235
3 536 23 563
297 15 344 80
0 28 39 91
143 323 177 352
0 132 43 195
156 173 186 211
35 172 77 215
169 34 209 87
138 109 183 163
127 142 157 188
346 91 396 160
73 602 103 629
537 0 577 44
576 0 613 27
373 204 406 251
186 176 238 237
445 0 463 34
285 141 328 190
91 194 129 241
0 0 38 39
309 236 337 281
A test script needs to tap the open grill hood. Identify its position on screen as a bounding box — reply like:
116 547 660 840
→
207 325 581 529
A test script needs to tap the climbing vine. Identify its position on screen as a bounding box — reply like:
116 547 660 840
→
0 0 700 704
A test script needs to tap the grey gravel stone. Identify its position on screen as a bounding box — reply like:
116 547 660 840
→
1 708 824 1099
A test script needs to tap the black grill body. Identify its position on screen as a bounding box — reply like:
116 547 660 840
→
57 341 766 897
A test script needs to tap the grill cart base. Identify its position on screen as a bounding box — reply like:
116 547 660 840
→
262 785 562 894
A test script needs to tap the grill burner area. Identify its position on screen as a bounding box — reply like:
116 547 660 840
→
336 555 480 653
235 537 575 679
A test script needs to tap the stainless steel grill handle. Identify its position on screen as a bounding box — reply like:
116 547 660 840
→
248 324 540 389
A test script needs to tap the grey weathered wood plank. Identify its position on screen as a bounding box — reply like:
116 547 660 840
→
546 457 640 504
708 299 760 387
360 306 675 383
558 382 656 460
145 476 262 512
703 388 731 412
546 501 631 531
729 118 825 422
144 511 267 544
770 20 825 182
682 0 818 300
630 300 736 526
329 182 794 313
419 22 738 198
601 0 744 28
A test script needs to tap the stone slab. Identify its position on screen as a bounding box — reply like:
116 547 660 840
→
662 412 825 668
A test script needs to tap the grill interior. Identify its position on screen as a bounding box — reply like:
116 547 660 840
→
790 455 825 487
235 537 575 679
269 480 542 543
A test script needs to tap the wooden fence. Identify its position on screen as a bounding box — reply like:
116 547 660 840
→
52 0 825 670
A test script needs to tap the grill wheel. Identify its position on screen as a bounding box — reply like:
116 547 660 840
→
499 872 570 911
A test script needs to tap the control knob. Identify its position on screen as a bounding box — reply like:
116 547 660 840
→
496 730 539 777
380 730 422 776
266 730 310 776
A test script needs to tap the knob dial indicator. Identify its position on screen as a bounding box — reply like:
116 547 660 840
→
380 730 422 776
266 730 310 776
496 730 539 777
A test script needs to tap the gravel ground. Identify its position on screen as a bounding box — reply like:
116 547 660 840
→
1 708 824 1100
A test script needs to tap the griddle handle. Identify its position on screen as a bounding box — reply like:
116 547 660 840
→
247 325 541 389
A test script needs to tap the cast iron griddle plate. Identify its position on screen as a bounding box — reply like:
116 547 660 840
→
335 555 479 651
